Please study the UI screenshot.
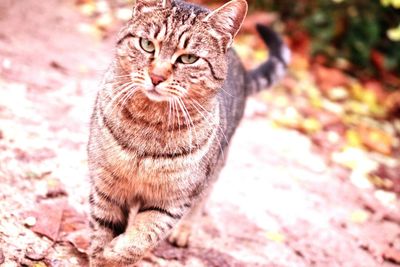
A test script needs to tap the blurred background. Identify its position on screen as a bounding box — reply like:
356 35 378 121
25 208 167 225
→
0 0 400 266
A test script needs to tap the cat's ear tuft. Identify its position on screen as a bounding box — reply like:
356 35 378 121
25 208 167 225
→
204 0 248 46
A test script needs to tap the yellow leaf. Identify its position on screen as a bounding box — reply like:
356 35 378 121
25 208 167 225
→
96 13 114 30
33 262 47 267
346 101 370 116
265 231 286 243
345 129 362 147
310 96 323 108
77 23 103 40
78 3 96 16
349 210 369 224
327 86 349 101
331 147 373 170
302 118 322 134
275 95 289 107
388 25 400 41
368 175 393 189
362 90 378 108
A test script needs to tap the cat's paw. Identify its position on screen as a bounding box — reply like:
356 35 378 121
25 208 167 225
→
168 223 192 248
101 234 143 266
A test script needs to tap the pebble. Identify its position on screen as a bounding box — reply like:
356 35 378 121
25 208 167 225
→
2 59 11 69
24 216 37 227
25 247 45 261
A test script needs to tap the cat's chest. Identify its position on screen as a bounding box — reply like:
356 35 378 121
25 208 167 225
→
108 154 201 203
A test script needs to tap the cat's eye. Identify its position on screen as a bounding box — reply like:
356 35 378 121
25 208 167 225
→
178 54 199 64
139 38 155 53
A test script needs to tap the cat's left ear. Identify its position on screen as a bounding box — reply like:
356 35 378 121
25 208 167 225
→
203 0 248 48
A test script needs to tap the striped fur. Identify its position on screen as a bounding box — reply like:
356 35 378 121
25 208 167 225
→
246 24 291 96
88 0 289 266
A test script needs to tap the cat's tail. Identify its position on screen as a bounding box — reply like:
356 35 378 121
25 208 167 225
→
246 24 291 97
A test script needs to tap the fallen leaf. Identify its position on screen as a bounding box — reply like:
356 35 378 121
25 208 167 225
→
327 86 349 101
286 25 311 55
78 3 96 16
313 65 348 93
60 205 90 254
345 129 363 148
349 210 369 224
301 118 322 134
23 199 67 241
332 147 378 171
66 230 91 254
77 23 102 40
368 175 393 190
359 126 393 155
265 231 286 243
32 262 47 267
386 91 400 118
290 53 310 72
374 190 397 206
371 164 400 194
95 13 114 31
60 205 87 233
383 247 400 264
363 79 387 103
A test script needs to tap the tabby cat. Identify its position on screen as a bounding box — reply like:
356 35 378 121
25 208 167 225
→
87 0 290 265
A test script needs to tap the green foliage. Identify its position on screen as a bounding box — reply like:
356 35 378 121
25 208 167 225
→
258 0 400 74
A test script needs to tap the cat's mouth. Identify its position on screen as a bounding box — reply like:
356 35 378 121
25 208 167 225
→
143 88 170 102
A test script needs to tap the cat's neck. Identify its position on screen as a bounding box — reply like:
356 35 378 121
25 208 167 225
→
128 92 215 126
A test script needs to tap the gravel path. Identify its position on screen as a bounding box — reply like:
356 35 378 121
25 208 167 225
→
1 1 399 266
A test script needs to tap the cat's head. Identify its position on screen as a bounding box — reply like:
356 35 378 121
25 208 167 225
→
115 0 247 103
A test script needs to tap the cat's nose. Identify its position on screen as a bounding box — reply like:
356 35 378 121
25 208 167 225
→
150 74 166 86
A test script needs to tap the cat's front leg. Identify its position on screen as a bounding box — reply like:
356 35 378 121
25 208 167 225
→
88 184 130 267
101 203 188 265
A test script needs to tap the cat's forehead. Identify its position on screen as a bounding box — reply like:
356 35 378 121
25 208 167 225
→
135 8 205 36
133 3 209 40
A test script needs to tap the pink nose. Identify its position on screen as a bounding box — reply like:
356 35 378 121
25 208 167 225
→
150 74 166 86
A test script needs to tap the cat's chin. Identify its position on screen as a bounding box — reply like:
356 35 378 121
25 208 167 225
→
143 89 171 103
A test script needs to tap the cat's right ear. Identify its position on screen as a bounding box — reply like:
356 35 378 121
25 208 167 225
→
203 0 248 49
133 0 172 15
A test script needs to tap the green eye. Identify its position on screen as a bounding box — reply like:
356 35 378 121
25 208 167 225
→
179 54 199 64
139 38 155 53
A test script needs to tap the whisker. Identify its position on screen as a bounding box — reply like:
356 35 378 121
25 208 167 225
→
164 87 185 98
177 97 199 148
111 74 135 78
171 98 180 155
176 98 193 153
116 86 140 115
191 99 229 146
167 99 172 130
104 82 134 114
174 98 181 136
187 98 227 160
218 86 234 98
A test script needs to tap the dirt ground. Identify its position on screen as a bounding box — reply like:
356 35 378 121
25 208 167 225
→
1 0 400 266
